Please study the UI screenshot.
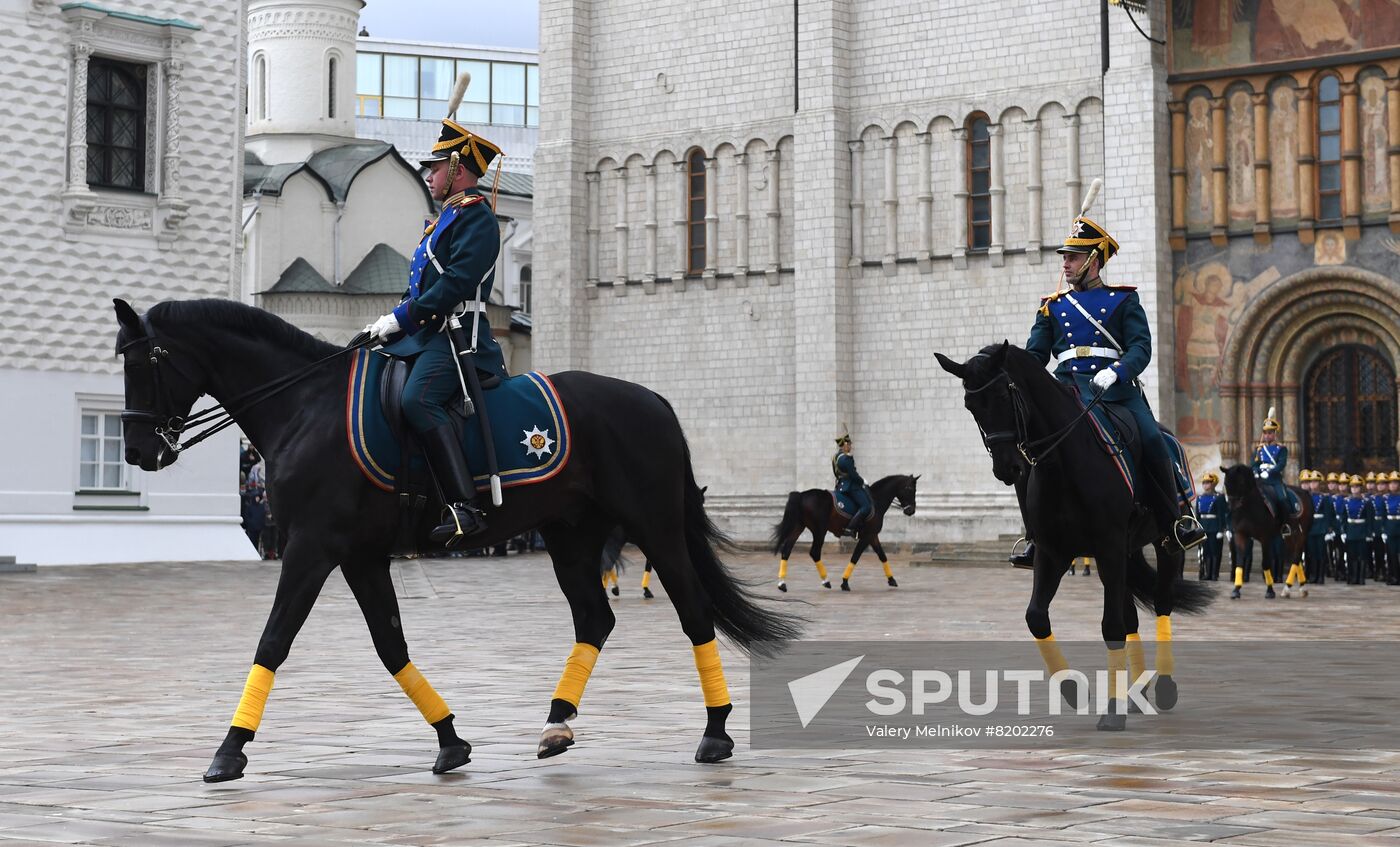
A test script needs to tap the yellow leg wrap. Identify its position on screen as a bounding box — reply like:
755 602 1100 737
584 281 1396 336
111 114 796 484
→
231 664 275 732
393 661 452 725
693 640 731 708
778 558 788 580
1155 615 1175 676
882 560 893 579
1035 634 1070 675
1107 646 1127 702
1297 563 1307 585
1263 567 1275 587
814 560 828 580
552 642 600 707
641 569 651 589
1234 566 1244 587
1125 633 1146 688
842 562 856 580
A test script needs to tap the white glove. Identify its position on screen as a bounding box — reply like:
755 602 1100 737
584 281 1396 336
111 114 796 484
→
368 312 400 341
1215 532 1224 540
1326 532 1335 541
1226 531 1233 542
1091 368 1118 391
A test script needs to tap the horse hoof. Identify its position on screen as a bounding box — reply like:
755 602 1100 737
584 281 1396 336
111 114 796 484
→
202 751 247 783
1301 588 1309 598
1096 712 1127 732
610 585 620 597
432 743 471 774
840 579 851 591
537 724 575 759
1082 568 1091 576
821 580 831 589
1230 588 1241 600
1155 675 1179 711
1128 699 1144 714
643 587 654 599
777 581 787 592
694 734 734 763
1265 587 1276 599
887 576 898 588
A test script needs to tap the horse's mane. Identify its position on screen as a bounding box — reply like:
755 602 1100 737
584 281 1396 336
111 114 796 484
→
150 299 339 359
977 343 1079 405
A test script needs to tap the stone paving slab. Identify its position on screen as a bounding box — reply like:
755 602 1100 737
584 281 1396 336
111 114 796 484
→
2 553 1399 845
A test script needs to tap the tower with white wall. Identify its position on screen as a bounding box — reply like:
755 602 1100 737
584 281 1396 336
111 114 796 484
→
246 0 364 162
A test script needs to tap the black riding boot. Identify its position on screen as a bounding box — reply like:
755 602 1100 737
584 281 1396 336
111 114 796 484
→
1009 540 1035 568
1147 457 1204 553
420 424 487 546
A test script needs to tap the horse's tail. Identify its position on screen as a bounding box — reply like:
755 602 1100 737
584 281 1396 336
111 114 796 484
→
1127 552 1215 616
598 524 628 576
769 491 804 555
655 398 803 656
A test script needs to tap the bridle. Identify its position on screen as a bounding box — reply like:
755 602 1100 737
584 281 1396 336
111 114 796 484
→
118 314 370 455
963 366 1110 468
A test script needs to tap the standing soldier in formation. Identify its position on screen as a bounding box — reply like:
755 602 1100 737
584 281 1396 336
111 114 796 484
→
1368 472 1389 581
1341 475 1375 585
1384 471 1400 586
1326 472 1346 580
1301 470 1333 585
1196 471 1229 581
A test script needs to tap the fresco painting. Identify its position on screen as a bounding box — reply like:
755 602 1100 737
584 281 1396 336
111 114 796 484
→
1172 1 1400 74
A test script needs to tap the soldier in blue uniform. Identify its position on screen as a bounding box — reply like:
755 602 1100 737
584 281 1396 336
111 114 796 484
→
1252 410 1298 531
365 75 506 546
1384 471 1400 585
1340 474 1375 585
1327 471 1347 580
1367 472 1388 581
1196 471 1229 581
1302 470 1334 585
832 433 873 537
1011 215 1205 567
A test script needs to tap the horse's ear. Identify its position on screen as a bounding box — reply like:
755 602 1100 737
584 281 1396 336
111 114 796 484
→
991 340 1011 365
913 474 921 481
1219 465 1229 474
113 298 141 332
934 352 965 378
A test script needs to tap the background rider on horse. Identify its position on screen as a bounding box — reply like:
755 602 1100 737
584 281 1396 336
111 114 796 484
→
1010 212 1205 567
832 432 873 537
1252 408 1299 531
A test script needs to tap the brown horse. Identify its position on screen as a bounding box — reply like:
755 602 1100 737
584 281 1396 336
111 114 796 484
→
769 475 918 591
1221 464 1313 599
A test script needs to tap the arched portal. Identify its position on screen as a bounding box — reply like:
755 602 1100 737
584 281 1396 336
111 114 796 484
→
1304 346 1398 473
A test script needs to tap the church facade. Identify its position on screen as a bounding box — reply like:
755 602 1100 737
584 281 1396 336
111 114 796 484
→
0 0 255 564
535 1 1400 543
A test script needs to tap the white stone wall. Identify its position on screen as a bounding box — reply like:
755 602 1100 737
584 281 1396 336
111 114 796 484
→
540 0 1167 541
0 0 255 564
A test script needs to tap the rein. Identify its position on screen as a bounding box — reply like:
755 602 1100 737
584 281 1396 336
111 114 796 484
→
966 369 1112 467
120 317 373 454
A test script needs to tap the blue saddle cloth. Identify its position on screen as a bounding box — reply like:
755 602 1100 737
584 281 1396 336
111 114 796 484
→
346 349 570 492
1082 402 1196 506
833 490 857 517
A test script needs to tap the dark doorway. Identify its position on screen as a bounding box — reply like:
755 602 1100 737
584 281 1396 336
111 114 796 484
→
1304 345 1398 473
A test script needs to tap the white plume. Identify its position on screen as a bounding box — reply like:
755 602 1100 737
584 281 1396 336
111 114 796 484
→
446 72 471 118
1267 406 1276 419
1080 177 1102 216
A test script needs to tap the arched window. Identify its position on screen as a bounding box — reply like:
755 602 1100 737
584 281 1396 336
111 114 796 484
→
519 265 532 315
1315 74 1342 223
966 114 991 250
253 53 268 122
327 56 337 118
687 150 706 274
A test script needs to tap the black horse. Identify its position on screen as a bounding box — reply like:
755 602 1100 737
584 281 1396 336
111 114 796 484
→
1221 464 1312 600
937 343 1213 729
769 475 919 592
113 299 800 781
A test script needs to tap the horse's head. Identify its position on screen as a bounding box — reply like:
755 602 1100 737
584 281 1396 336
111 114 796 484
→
1221 464 1256 499
895 474 919 516
935 341 1025 486
114 299 207 471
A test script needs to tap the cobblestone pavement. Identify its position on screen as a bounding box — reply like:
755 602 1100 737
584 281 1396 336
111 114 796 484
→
3 553 1400 846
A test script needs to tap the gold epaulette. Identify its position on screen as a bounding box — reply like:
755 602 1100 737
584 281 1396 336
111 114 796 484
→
447 192 485 209
1104 283 1137 291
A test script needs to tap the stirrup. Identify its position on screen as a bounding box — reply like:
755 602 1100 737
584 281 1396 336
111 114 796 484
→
431 502 486 546
1172 514 1205 550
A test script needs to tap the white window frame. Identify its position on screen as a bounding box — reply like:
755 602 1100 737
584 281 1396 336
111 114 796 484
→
73 395 146 511
59 4 199 246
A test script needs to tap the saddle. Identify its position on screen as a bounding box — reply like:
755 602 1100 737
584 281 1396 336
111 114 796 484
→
1083 403 1197 510
346 350 571 554
831 489 856 520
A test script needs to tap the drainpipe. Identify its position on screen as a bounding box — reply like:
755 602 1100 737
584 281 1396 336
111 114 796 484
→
496 217 519 305
333 199 346 286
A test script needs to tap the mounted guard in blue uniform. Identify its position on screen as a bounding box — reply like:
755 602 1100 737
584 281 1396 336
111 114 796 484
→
1008 214 1205 567
1251 408 1299 531
364 73 507 546
832 432 873 537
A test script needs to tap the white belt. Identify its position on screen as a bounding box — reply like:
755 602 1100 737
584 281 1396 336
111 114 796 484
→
1347 518 1367 523
1056 346 1121 363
